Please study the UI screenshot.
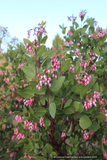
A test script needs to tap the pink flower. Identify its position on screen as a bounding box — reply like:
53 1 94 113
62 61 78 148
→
79 10 86 18
77 42 80 46
14 128 19 135
69 40 73 45
23 84 28 87
0 72 3 75
52 47 57 50
83 131 89 140
11 135 16 141
64 41 69 46
3 78 9 83
68 30 73 36
10 152 16 157
61 132 66 138
11 73 15 77
7 149 10 153
3 124 6 129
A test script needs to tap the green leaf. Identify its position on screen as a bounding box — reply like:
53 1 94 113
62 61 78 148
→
79 115 92 129
35 157 47 160
64 106 75 114
61 59 71 72
43 50 57 59
93 82 100 92
35 108 47 117
67 71 74 85
74 84 84 95
21 65 35 78
74 21 79 28
88 121 100 132
15 138 28 148
57 120 64 125
64 99 72 108
42 143 53 155
29 107 34 114
3 62 8 67
72 101 84 113
14 111 23 116
41 35 48 44
23 105 28 113
99 139 104 153
95 112 106 121
49 103 56 118
47 62 52 69
89 74 97 89
51 76 65 92
37 45 46 56
80 85 89 99
59 25 62 29
62 27 67 34
18 86 34 99
19 158 30 160
43 117 50 127
66 122 72 136
50 151 57 158
48 92 54 103
25 54 33 65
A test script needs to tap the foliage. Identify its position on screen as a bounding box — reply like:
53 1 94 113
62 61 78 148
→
0 13 107 160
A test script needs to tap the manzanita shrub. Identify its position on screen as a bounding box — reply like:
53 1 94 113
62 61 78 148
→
0 11 107 160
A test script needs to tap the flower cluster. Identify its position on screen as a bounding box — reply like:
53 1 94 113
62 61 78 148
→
36 73 51 91
79 10 86 18
35 24 47 37
15 115 24 123
102 135 107 146
96 28 107 39
10 152 16 158
25 42 34 54
68 63 75 73
68 30 73 36
83 91 100 111
18 62 27 70
24 120 37 132
13 102 18 108
13 129 25 140
76 73 91 86
68 15 76 22
64 40 73 46
83 131 94 140
100 107 107 122
8 85 15 92
103 151 107 160
88 63 96 71
74 49 79 56
9 111 15 115
51 55 60 78
90 33 95 39
24 152 34 159
3 78 9 83
39 117 45 127
27 30 31 39
23 98 34 107
16 97 23 102
79 56 89 71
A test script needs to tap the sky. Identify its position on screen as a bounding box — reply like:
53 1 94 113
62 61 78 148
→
0 0 107 50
